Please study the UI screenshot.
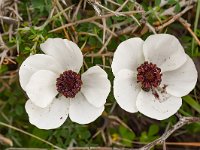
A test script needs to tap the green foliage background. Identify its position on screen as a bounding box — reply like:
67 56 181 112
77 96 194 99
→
0 0 200 149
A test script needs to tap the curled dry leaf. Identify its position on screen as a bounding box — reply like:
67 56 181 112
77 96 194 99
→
0 134 13 146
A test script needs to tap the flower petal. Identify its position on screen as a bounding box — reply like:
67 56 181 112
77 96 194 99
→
19 54 63 90
25 96 69 129
143 34 187 72
81 66 111 107
25 70 58 108
69 93 104 124
113 69 140 113
40 38 83 72
136 90 182 120
162 55 197 97
111 38 144 76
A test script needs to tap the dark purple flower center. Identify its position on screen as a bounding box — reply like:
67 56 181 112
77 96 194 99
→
137 61 162 92
56 70 82 98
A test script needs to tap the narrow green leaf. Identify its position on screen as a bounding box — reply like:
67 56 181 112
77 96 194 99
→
174 3 181 13
183 96 200 114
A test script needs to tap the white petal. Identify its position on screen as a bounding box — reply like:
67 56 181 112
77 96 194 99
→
25 96 69 130
111 38 144 76
25 70 58 108
19 54 63 90
143 34 187 72
113 69 140 113
81 66 111 107
69 93 104 124
136 90 182 120
40 38 83 72
162 55 198 97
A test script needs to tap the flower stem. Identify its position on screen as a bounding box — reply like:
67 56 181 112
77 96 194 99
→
0 122 63 150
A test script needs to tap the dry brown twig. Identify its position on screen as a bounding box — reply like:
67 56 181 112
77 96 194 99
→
161 0 197 16
156 5 194 31
178 17 200 47
72 0 84 21
0 16 18 24
38 115 200 150
91 1 124 16
98 27 115 54
91 21 117 37
115 0 129 12
49 10 144 32
86 0 102 16
137 116 200 150
85 52 113 57
1 0 199 149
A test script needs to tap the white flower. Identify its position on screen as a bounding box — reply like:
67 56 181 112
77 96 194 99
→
19 38 111 129
112 34 197 120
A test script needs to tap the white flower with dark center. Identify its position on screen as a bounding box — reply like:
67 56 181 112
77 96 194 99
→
112 34 197 120
19 38 111 129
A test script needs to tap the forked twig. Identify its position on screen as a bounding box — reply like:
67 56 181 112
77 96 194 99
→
137 116 200 150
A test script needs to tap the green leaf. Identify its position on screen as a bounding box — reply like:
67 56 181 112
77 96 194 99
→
119 126 135 140
119 126 135 147
175 3 181 12
77 127 91 140
140 131 148 142
183 96 200 114
168 0 177 5
31 0 45 12
179 108 192 116
31 0 52 13
116 0 124 4
155 0 161 6
0 65 8 73
148 124 159 136
15 105 24 116
196 29 200 37
29 128 50 147
88 36 97 46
